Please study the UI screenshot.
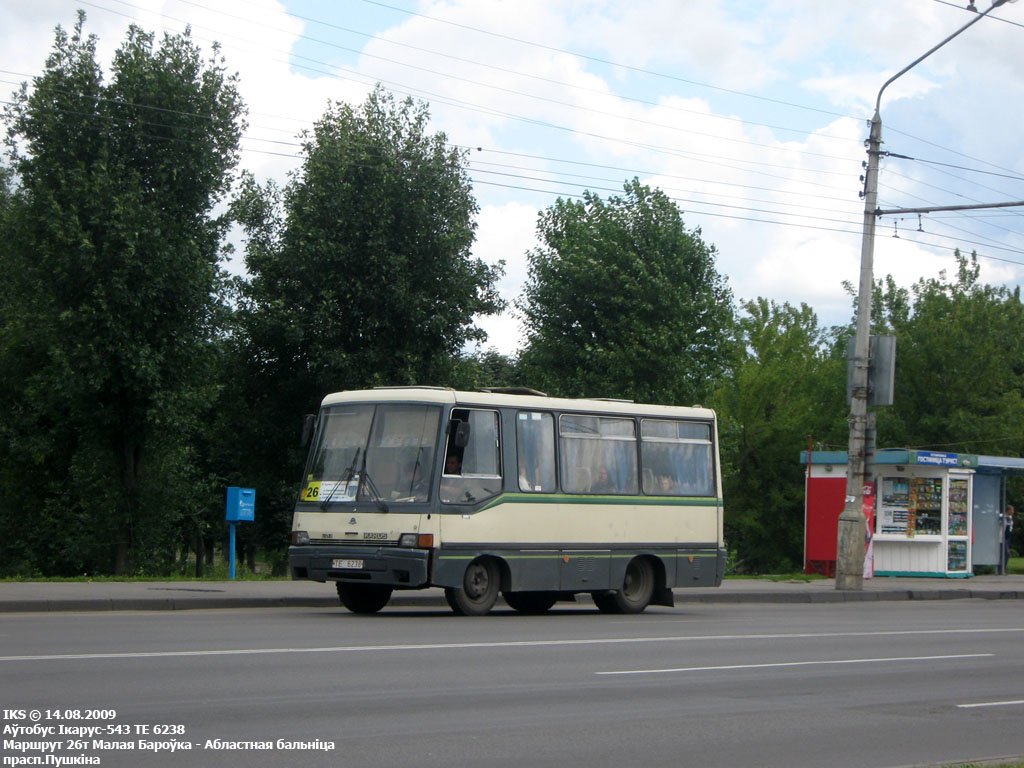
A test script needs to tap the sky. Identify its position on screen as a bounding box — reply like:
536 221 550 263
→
2 0 1023 354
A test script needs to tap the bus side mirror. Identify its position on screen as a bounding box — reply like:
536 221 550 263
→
300 414 316 448
449 419 471 448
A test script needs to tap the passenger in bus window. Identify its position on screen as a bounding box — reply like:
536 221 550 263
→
591 466 616 494
444 453 462 475
658 474 678 495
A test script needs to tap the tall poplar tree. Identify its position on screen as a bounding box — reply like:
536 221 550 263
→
0 14 244 575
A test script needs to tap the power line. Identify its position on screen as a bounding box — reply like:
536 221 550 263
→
4 1 1020 274
357 0 852 120
83 0 863 172
187 0 859 147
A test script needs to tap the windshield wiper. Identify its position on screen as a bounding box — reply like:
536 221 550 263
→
356 449 389 513
320 447 360 510
405 446 425 499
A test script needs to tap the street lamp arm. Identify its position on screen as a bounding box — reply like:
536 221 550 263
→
877 199 1024 216
875 0 1010 113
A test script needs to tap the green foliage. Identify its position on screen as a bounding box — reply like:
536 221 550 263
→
0 14 243 575
874 252 1024 456
448 349 524 391
517 179 735 405
713 299 847 572
229 85 504 553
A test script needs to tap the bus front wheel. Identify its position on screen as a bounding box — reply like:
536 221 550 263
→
445 558 500 616
336 582 393 614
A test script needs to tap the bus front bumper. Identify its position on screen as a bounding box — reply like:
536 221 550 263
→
288 545 431 587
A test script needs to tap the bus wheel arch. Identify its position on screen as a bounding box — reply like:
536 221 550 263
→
445 556 503 616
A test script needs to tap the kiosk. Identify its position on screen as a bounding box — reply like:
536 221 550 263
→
802 449 976 578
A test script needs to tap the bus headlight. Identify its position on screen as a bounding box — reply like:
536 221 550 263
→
399 533 433 548
290 530 310 546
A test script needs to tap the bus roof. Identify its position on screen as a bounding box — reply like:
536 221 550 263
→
319 387 716 421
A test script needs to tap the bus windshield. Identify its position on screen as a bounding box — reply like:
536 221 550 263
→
301 403 441 506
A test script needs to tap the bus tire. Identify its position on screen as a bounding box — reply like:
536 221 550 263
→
336 582 393 614
503 591 558 614
593 558 655 614
445 558 500 616
614 557 656 613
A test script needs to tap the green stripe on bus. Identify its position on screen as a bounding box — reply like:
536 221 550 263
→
478 493 723 511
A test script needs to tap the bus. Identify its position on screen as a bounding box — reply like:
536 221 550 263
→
288 386 725 615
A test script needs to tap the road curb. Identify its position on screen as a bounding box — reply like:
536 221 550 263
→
2 584 1023 613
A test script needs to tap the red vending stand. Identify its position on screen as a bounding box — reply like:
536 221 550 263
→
802 451 848 576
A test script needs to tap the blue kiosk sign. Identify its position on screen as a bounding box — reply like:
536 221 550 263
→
914 451 961 467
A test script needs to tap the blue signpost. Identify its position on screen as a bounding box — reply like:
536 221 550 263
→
225 487 255 580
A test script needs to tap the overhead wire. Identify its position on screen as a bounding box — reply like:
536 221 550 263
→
4 0 1021 270
68 0 1024 211
189 0 860 146
356 0 852 120
53 0 874 209
85 0 865 173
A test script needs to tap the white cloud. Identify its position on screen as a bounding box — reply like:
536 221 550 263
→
471 201 539 354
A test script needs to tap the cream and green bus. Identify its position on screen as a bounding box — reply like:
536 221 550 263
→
288 387 725 615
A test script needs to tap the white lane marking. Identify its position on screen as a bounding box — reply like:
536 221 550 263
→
0 628 1020 663
957 699 1024 709
597 654 994 675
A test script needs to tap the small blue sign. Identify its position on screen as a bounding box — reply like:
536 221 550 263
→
915 451 959 467
226 486 256 522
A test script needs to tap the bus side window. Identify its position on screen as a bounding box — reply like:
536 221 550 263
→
640 419 714 497
441 409 502 504
559 414 637 495
517 411 556 492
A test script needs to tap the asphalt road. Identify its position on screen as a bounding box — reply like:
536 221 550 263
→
2 600 1023 768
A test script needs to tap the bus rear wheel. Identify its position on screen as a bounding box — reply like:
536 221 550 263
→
445 558 500 616
336 582 393 614
503 591 558 614
593 557 655 614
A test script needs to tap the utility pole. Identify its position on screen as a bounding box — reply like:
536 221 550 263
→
836 0 1017 590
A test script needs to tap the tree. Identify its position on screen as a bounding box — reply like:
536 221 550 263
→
875 252 1024 455
517 179 735 404
230 85 504 555
712 299 847 572
0 14 244 575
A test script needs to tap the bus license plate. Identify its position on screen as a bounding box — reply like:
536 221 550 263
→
332 559 363 569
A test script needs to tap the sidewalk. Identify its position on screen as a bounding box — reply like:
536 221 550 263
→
1 575 1022 613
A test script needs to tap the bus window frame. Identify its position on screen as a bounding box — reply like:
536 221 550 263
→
440 407 503 506
515 410 558 493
